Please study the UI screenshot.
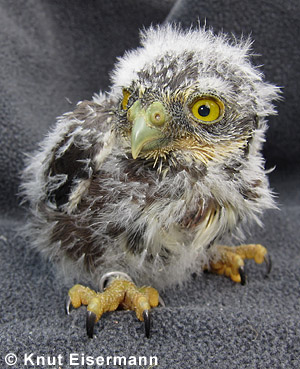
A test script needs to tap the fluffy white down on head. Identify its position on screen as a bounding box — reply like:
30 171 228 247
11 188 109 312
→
111 24 280 119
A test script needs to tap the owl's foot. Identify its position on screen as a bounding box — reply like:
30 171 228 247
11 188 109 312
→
209 244 271 285
65 278 159 338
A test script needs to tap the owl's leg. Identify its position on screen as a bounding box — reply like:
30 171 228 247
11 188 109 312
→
65 277 159 338
208 244 271 285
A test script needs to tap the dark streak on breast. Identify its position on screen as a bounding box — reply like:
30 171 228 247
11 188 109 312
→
180 198 216 229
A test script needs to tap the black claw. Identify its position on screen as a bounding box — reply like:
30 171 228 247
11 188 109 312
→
238 266 247 286
143 310 151 338
264 254 272 277
86 311 97 339
65 296 72 315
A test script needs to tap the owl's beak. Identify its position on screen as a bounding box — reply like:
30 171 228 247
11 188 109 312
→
131 116 165 159
129 101 166 159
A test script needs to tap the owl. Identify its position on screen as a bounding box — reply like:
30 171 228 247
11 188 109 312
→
22 25 280 338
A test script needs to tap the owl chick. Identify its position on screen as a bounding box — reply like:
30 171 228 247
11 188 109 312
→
22 25 279 338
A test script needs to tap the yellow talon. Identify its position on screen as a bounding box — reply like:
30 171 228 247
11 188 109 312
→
209 244 270 284
67 279 159 337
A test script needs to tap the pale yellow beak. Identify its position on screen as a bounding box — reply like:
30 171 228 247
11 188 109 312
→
128 101 167 159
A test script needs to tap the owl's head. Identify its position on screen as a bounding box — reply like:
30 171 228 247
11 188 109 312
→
112 25 279 172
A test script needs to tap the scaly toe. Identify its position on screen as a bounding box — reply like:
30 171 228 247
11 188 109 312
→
65 279 160 338
209 244 270 284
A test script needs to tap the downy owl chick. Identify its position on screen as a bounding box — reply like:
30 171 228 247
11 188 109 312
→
22 25 280 337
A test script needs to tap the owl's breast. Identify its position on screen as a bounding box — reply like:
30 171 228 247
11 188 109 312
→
46 150 244 287
89 156 228 262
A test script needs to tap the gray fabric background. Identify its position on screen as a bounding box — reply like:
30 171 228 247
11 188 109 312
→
0 1 299 368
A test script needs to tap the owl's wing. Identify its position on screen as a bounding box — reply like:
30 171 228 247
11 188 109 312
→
41 99 114 211
47 132 93 208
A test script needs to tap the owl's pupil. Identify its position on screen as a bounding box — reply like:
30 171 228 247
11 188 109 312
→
198 105 210 117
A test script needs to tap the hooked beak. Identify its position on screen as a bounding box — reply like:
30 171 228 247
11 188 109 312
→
129 101 167 159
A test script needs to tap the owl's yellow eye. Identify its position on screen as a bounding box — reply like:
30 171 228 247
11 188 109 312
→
122 89 131 110
191 96 224 123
